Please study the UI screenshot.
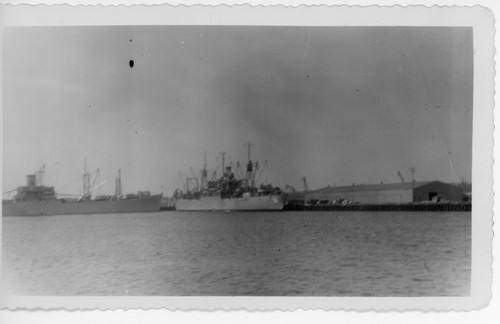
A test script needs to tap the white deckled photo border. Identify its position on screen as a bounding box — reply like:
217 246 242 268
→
0 3 494 311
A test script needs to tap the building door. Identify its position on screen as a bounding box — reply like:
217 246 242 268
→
428 192 438 201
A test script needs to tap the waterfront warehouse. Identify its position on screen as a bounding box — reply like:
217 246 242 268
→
305 181 466 204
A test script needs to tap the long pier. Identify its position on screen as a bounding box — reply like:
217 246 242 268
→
284 202 471 212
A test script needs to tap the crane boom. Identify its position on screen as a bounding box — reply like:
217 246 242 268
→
397 171 405 183
302 176 309 192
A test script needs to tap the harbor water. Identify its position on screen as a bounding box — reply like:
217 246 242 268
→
2 211 470 296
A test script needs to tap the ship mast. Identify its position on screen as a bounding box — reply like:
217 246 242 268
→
201 152 208 189
35 164 46 186
115 169 123 199
248 141 253 162
220 151 226 175
246 141 255 188
82 158 91 199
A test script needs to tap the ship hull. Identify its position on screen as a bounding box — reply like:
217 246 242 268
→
175 195 285 211
2 195 162 216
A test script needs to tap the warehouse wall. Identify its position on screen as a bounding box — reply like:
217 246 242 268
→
306 188 413 204
413 182 464 202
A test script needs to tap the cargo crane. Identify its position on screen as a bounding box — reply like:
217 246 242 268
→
302 176 309 192
79 159 109 201
397 171 405 183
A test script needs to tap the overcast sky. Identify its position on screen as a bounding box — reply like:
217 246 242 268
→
2 26 472 196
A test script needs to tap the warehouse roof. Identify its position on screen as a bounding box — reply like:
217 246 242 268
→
309 181 439 194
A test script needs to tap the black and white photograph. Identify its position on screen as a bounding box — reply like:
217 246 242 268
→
0 4 493 311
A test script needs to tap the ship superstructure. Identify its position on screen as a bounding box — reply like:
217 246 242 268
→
175 143 285 211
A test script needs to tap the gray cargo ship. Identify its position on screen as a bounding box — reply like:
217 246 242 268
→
175 194 284 211
2 164 161 216
175 143 285 211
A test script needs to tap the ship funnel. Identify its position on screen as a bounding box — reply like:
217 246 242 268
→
27 174 36 187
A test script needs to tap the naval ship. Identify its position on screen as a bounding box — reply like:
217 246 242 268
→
2 164 162 216
175 143 285 211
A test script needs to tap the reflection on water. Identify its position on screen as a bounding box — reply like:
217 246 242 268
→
2 211 470 296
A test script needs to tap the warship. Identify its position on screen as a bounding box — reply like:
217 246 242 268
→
2 163 161 216
175 143 285 211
